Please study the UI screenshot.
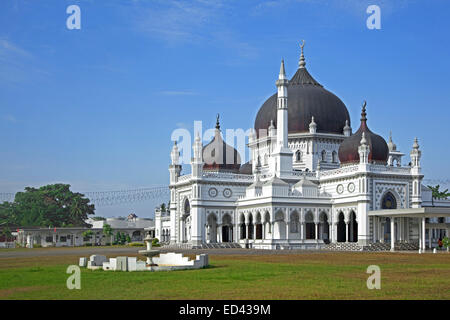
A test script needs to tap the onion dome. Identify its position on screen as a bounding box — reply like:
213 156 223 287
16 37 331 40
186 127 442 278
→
338 102 389 165
202 115 241 172
254 42 350 137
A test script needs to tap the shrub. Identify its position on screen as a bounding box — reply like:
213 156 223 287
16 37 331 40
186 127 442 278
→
128 242 145 247
152 238 159 246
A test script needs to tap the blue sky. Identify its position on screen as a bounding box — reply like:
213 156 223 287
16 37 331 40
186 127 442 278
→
1 0 449 218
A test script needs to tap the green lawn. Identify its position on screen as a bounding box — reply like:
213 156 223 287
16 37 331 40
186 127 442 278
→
0 251 449 299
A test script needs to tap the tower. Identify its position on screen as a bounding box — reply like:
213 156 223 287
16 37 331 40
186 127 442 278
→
169 141 182 184
410 137 422 207
191 132 203 178
271 59 293 177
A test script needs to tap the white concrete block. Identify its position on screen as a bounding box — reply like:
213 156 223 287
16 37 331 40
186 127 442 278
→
89 255 107 266
79 257 87 267
127 257 137 271
116 256 128 271
136 260 147 271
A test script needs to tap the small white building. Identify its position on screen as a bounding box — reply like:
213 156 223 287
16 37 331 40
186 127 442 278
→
16 216 154 248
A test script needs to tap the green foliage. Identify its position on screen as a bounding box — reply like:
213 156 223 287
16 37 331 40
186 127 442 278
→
102 224 112 237
443 237 449 249
160 203 166 212
92 216 106 221
0 184 95 227
114 231 129 245
152 238 159 246
427 185 450 200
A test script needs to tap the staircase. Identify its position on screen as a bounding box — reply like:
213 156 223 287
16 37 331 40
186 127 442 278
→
322 242 364 251
323 242 420 252
161 242 242 250
200 243 242 249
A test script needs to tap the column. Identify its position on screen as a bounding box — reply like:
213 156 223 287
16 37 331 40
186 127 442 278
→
373 217 377 242
390 217 395 251
218 224 222 243
428 226 432 249
262 223 266 240
300 223 305 240
246 223 250 240
398 218 403 242
286 221 290 241
418 219 422 250
315 223 319 240
422 217 426 251
345 222 349 242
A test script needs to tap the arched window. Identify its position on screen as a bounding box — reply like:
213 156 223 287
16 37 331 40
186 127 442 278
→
332 151 337 163
381 192 397 210
184 198 190 215
295 150 302 162
321 150 327 162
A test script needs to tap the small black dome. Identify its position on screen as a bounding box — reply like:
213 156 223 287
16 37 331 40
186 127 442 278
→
254 65 350 136
338 103 389 165
239 162 252 175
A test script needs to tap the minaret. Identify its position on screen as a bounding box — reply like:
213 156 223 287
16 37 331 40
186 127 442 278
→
276 59 289 148
169 141 182 184
191 132 203 178
168 141 181 244
271 59 293 177
410 137 422 207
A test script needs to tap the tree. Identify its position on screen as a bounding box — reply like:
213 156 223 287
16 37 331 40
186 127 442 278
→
427 185 450 206
103 223 113 245
0 184 94 227
160 203 166 212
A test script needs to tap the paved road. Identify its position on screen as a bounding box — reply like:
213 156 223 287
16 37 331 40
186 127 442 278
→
0 246 326 258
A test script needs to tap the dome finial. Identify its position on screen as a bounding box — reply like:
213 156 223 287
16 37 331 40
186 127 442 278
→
299 40 306 69
361 100 367 122
215 113 220 130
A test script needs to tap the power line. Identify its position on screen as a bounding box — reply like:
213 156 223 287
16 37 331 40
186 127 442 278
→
0 186 170 207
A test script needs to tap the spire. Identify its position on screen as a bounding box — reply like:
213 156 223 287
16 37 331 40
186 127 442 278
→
309 116 317 133
299 40 306 69
215 113 220 130
413 137 419 150
360 132 367 146
361 100 367 123
343 119 351 136
279 59 287 80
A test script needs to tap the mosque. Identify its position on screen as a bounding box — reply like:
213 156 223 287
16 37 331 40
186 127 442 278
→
155 43 450 251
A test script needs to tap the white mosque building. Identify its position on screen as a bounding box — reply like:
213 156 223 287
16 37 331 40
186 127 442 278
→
155 44 450 251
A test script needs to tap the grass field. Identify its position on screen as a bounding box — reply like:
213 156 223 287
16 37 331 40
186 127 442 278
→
0 249 449 299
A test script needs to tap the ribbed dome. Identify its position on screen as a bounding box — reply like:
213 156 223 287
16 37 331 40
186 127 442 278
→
202 119 241 172
254 54 350 137
338 102 389 165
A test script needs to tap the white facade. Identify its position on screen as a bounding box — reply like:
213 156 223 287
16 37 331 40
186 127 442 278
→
157 48 450 250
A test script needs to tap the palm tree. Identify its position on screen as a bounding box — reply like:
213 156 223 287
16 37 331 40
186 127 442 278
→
427 185 450 206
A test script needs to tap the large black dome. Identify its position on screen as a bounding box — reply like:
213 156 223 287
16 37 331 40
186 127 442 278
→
254 60 350 136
